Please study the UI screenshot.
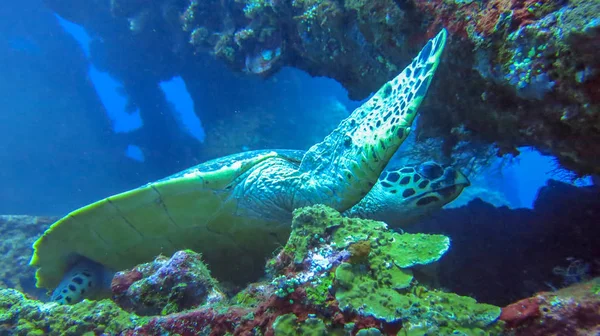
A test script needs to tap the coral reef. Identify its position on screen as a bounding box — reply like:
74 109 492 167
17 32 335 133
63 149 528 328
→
2 205 504 335
272 313 331 335
111 250 225 316
43 0 600 175
267 205 501 335
0 288 144 336
0 215 55 296
500 277 600 335
127 205 502 335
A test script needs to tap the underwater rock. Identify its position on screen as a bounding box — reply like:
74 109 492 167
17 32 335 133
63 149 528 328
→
264 205 503 335
0 288 142 336
416 0 600 176
500 277 600 335
111 249 225 316
43 0 600 175
0 215 55 296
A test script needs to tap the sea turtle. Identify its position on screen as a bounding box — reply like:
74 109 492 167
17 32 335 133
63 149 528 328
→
31 29 459 304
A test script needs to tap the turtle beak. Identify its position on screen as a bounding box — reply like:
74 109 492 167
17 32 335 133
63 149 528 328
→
436 167 469 200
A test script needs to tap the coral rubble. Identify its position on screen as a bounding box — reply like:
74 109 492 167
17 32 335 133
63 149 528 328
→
1 205 505 335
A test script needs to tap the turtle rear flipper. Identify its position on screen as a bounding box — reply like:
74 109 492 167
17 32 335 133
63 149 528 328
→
297 29 448 211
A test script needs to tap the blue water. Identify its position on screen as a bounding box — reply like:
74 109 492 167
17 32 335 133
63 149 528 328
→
159 76 205 143
452 147 593 209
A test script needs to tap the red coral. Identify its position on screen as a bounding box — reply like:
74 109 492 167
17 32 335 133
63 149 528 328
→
476 0 559 36
500 296 542 328
111 270 143 295
415 0 557 39
502 279 600 335
413 0 478 39
126 282 405 335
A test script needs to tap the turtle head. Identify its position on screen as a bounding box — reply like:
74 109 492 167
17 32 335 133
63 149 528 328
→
386 161 470 209
347 161 469 228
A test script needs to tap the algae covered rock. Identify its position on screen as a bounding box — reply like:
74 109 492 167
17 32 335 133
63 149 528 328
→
398 288 503 335
283 204 450 268
111 249 225 316
332 228 452 322
271 205 503 334
0 288 142 335
280 205 450 304
334 261 414 321
272 313 332 336
42 0 600 176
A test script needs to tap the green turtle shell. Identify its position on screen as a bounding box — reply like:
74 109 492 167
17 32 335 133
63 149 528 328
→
30 150 302 290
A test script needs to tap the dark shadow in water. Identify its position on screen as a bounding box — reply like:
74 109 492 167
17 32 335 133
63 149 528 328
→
412 180 600 306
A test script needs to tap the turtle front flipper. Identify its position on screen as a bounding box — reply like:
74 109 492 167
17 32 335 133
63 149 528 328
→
295 29 448 211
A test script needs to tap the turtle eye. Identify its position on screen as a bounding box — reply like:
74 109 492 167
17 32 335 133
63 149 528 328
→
418 162 444 179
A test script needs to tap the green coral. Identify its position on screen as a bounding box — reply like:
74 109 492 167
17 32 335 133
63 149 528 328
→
386 233 451 267
284 205 502 333
272 313 339 336
272 275 301 297
398 288 503 335
335 261 414 322
232 289 261 307
283 206 336 264
288 205 449 305
286 205 449 266
0 289 145 335
304 272 334 307
335 282 502 334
